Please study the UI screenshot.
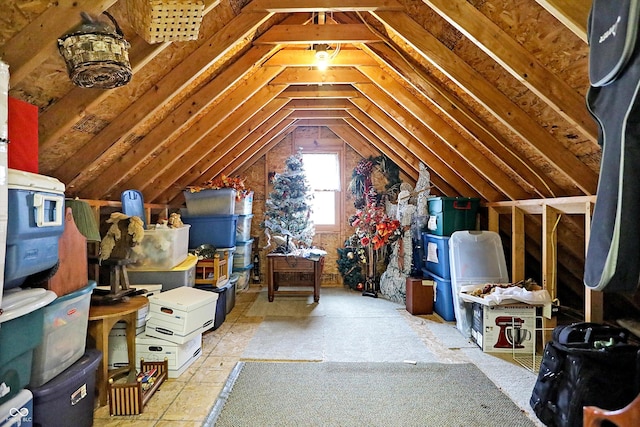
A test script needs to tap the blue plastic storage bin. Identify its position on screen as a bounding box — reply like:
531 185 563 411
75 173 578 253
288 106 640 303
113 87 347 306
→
422 269 455 322
28 349 101 427
422 233 451 279
182 215 238 249
5 169 65 289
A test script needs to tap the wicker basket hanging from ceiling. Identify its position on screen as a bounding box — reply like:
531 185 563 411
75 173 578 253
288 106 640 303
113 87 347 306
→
58 12 132 89
127 0 205 44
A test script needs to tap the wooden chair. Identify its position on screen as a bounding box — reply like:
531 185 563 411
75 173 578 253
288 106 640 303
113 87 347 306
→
584 393 640 427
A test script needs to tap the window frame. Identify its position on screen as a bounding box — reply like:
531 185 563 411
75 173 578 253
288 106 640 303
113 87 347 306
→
301 148 343 234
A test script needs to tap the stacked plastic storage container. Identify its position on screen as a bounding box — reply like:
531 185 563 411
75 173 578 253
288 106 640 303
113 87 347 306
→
232 192 254 293
182 188 248 328
421 197 480 322
448 231 509 339
0 60 8 308
0 288 56 407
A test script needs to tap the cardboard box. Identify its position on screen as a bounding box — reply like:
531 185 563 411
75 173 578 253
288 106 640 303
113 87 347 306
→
471 303 536 353
145 287 217 344
136 332 202 378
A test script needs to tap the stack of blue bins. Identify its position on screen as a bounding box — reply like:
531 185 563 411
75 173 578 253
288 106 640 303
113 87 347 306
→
420 196 480 322
182 188 242 330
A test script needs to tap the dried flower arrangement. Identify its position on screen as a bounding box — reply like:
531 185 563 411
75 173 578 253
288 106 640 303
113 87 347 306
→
185 174 252 200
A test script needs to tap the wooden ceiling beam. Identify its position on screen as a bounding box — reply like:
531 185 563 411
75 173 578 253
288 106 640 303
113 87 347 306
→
271 68 370 85
422 0 596 143
285 99 353 109
157 104 295 204
254 24 381 44
534 0 589 43
329 124 418 181
76 50 283 199
289 110 351 119
360 42 566 198
150 97 291 203
224 122 297 178
39 37 173 151
38 0 222 149
242 0 404 13
210 114 297 181
54 10 274 189
328 124 417 186
120 83 289 202
354 72 532 200
347 103 481 198
279 84 360 98
371 10 598 195
265 48 378 66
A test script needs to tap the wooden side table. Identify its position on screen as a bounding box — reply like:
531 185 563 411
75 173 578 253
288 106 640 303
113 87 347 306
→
267 253 324 302
87 296 149 406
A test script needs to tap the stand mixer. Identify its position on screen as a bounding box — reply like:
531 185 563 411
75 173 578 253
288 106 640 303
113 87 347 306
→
494 315 531 349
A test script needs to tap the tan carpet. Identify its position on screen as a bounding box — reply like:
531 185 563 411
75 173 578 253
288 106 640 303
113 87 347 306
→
208 361 536 427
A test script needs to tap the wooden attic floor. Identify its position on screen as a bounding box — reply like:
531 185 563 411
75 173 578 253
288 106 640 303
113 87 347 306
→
91 284 544 426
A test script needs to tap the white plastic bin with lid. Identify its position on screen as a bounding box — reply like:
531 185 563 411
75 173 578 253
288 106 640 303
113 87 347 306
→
183 188 236 216
129 225 190 270
448 231 509 338
29 281 96 388
0 288 56 405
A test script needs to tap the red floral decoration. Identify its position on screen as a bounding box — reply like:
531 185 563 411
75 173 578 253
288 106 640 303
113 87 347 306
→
350 202 401 251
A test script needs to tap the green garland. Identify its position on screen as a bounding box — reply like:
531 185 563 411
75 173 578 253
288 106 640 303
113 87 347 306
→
336 246 365 290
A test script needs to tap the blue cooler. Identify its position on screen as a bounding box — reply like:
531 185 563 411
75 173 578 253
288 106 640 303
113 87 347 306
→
4 169 65 289
0 389 33 426
28 349 101 427
0 288 56 405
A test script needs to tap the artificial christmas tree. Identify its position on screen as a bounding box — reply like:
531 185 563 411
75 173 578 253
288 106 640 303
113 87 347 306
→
262 150 315 253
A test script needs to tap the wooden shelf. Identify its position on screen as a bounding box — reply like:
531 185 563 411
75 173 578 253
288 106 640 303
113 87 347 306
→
108 359 168 416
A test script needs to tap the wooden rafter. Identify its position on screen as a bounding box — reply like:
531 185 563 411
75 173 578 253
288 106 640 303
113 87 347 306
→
55 10 273 191
422 0 597 144
371 10 598 195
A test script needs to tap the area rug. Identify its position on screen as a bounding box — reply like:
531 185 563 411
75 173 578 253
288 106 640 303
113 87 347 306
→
206 361 536 427
242 288 438 363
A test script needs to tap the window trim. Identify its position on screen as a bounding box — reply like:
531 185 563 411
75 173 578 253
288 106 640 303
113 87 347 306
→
301 149 343 234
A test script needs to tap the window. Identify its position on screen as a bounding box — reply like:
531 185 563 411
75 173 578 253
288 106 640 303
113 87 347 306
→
302 152 341 232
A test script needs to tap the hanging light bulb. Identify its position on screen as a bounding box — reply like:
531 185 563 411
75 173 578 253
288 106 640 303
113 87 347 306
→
315 43 329 71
